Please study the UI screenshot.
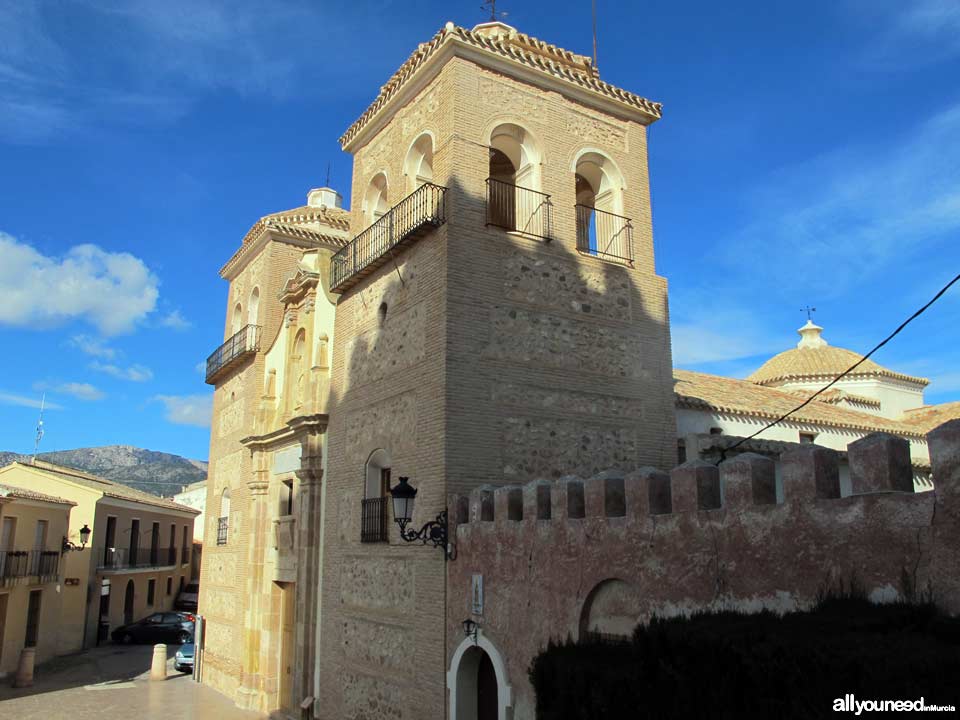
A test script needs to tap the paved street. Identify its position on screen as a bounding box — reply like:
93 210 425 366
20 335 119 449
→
0 644 265 720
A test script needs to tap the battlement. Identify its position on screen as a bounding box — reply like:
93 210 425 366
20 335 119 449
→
450 426 957 529
445 422 960 717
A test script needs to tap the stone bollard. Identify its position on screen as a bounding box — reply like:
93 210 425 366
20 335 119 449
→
150 643 167 681
13 647 35 688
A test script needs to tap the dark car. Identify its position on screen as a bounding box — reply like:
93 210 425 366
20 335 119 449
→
175 581 199 611
112 612 194 645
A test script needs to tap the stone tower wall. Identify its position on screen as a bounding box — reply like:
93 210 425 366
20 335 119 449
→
199 239 306 709
447 424 960 718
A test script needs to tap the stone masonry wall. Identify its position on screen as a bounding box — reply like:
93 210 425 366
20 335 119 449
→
447 423 960 718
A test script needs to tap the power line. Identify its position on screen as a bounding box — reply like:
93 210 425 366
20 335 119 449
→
719 271 960 461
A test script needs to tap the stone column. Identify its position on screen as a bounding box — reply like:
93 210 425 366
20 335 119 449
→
293 427 324 712
239 451 270 708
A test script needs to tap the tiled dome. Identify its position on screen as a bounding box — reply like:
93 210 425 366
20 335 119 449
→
747 321 928 387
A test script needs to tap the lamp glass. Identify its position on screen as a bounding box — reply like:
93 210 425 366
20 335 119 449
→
79 524 91 545
389 477 417 523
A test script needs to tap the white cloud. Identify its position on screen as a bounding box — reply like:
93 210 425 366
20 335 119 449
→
0 232 160 335
159 309 191 331
154 393 213 427
194 361 206 377
719 102 960 298
90 361 154 382
0 391 63 410
69 334 117 359
33 381 105 401
862 0 960 68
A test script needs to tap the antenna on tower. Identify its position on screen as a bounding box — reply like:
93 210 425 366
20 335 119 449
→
481 0 508 22
325 161 331 187
32 393 46 462
592 0 598 68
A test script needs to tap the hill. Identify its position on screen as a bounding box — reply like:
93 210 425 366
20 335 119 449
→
0 445 208 498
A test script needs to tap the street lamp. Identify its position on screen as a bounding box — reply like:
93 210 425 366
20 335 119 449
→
388 477 453 559
62 524 91 552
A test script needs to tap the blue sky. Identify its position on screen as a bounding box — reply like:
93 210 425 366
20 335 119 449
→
1 0 958 461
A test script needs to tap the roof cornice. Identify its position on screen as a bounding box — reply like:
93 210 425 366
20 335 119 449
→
340 23 662 152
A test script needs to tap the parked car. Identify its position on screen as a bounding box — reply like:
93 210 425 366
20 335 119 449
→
175 581 199 611
174 643 195 673
111 612 194 645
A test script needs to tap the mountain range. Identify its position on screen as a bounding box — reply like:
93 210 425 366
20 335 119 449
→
0 445 208 498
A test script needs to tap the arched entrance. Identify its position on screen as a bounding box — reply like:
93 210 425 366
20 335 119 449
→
447 632 513 720
123 579 135 625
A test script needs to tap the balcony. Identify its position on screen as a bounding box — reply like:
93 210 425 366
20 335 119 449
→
330 182 447 293
360 496 389 543
205 324 262 385
486 178 552 241
0 550 60 585
96 547 178 571
575 204 633 264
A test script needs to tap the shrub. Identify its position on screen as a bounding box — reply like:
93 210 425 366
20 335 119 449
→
529 599 960 719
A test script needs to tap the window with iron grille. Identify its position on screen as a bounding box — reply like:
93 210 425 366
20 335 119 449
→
216 516 228 546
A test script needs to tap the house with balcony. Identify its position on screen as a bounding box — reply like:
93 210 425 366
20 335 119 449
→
0 459 200 651
0 483 74 677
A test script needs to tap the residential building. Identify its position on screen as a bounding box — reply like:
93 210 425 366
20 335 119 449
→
172 480 207 579
0 460 200 652
0 484 74 677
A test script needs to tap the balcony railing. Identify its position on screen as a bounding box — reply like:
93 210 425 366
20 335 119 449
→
216 517 229 546
360 497 389 543
205 324 262 385
331 182 447 293
575 204 633 264
486 178 552 241
181 544 191 565
0 550 60 584
97 547 179 571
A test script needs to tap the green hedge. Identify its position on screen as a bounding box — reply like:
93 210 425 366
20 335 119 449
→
529 599 960 719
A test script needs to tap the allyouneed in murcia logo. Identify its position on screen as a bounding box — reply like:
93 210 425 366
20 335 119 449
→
833 695 956 714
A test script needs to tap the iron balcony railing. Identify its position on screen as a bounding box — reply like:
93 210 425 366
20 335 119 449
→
205 324 262 385
575 204 634 264
330 182 447 293
360 496 389 543
97 547 179 571
216 517 229 546
0 550 60 583
486 178 552 241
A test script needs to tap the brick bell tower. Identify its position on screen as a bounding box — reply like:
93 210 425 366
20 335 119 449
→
317 20 675 720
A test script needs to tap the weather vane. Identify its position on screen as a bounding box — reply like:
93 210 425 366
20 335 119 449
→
801 305 817 321
481 0 508 22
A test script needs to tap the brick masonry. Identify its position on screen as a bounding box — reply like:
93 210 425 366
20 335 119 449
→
447 423 960 718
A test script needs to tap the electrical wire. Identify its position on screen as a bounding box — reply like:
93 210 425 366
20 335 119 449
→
719 271 960 461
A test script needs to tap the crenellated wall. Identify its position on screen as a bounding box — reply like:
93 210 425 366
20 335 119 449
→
446 421 960 719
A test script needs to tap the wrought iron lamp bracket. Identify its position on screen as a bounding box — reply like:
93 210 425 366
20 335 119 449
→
396 510 454 560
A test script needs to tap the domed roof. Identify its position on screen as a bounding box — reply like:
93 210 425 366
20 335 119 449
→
747 321 929 387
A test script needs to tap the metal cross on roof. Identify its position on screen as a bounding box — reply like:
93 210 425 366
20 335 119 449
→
801 305 817 321
481 0 508 22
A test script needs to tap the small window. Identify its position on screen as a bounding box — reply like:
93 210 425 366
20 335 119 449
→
282 479 295 517
800 432 817 444
677 439 687 465
709 427 723 436
147 579 156 606
166 577 173 596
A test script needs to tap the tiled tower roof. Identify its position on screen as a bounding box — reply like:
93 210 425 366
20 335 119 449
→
339 20 662 149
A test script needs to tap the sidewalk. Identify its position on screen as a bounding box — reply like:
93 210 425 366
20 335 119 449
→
0 643 265 720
